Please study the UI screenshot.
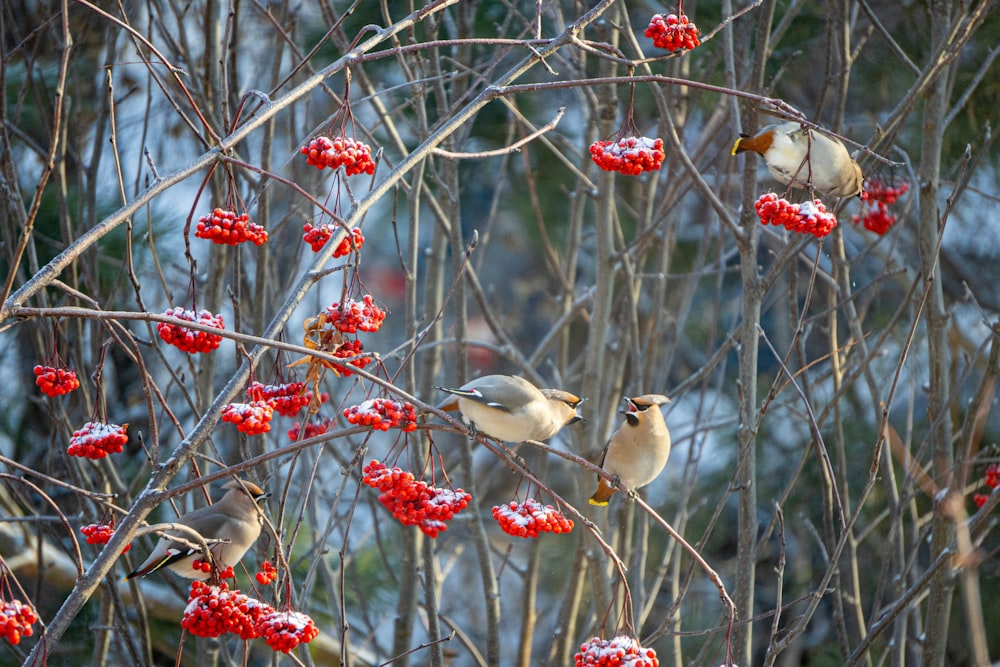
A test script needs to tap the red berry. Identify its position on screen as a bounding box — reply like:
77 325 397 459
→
590 136 666 176
80 521 132 552
645 12 700 52
68 421 129 459
195 208 268 246
221 401 274 435
755 193 837 239
157 308 225 354
301 135 376 175
33 365 80 396
492 498 574 538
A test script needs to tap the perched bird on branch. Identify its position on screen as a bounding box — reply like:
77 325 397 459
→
732 121 864 198
436 374 583 443
126 479 269 580
590 395 671 506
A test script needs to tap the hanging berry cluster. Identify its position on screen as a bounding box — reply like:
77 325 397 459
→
333 227 365 258
492 499 574 538
195 208 268 246
590 136 665 176
973 462 1000 509
0 599 38 646
258 610 321 653
645 13 701 51
755 193 838 239
362 460 471 538
853 179 909 236
221 401 274 435
80 522 132 552
301 136 376 176
246 381 323 418
574 635 660 667
157 307 225 354
33 365 80 396
67 421 129 459
343 397 418 432
326 295 386 334
255 560 277 585
287 418 334 442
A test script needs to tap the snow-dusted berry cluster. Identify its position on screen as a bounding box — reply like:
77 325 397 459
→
590 137 665 176
0 600 38 646
246 381 322 418
67 421 129 459
259 610 320 653
195 208 268 246
973 462 1000 509
80 522 132 552
287 418 334 442
574 635 660 667
362 460 470 538
157 307 225 354
326 295 386 334
645 13 700 51
255 560 277 585
301 136 376 175
854 179 909 236
33 365 80 396
755 193 837 239
221 401 274 435
331 339 371 375
492 499 574 538
344 398 418 432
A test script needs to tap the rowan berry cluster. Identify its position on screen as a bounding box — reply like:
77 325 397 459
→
574 635 659 667
0 600 38 646
221 401 274 435
645 13 700 51
246 381 321 418
973 462 1000 509
255 560 277 585
302 222 334 252
195 208 268 246
191 559 214 575
863 179 909 204
332 339 372 375
590 137 665 176
492 499 574 538
301 136 376 175
287 418 334 442
333 228 365 258
181 581 261 639
259 610 320 652
33 365 80 396
344 398 418 432
80 522 132 552
326 295 386 334
157 307 225 354
67 421 129 459
362 460 471 538
854 180 909 236
755 193 838 239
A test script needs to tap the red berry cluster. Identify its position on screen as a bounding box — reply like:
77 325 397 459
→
181 581 261 639
221 401 274 435
362 460 471 538
287 418 334 441
574 635 659 667
344 398 418 432
492 499 574 538
302 222 334 252
755 193 838 239
80 522 132 552
255 560 277 586
67 421 129 459
645 13 701 51
157 307 225 354
332 339 372 376
973 462 1000 509
246 381 321 418
301 136 376 176
854 180 909 236
863 179 909 204
258 610 320 653
333 227 365 258
191 559 214 575
33 365 80 396
195 208 268 246
590 137 665 176
0 600 38 646
326 295 386 334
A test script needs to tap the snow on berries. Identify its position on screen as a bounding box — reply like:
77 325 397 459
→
645 12 701 51
255 560 277 586
854 179 909 235
258 609 320 653
326 295 386 334
195 208 268 246
301 135 376 175
344 398 418 432
246 381 322 418
181 581 258 639
33 365 80 396
590 136 665 176
221 401 274 435
67 421 129 459
157 307 225 354
754 193 838 239
0 599 38 646
574 635 660 667
80 522 132 552
492 499 574 538
362 460 471 538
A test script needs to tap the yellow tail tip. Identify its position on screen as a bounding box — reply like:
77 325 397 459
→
730 137 743 156
588 497 609 507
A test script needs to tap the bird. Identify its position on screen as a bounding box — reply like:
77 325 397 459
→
731 121 864 198
125 479 270 580
589 394 671 506
436 374 584 442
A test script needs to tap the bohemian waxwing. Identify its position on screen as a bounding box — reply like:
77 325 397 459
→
125 479 269 580
589 395 671 506
732 121 864 198
436 374 584 442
